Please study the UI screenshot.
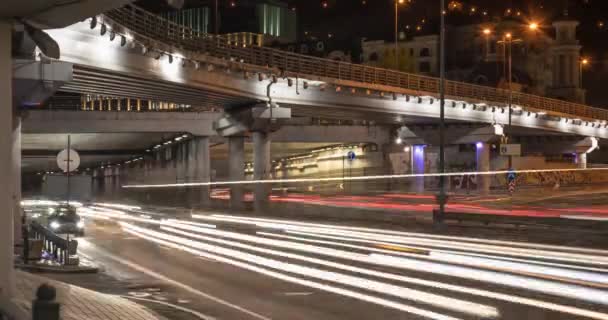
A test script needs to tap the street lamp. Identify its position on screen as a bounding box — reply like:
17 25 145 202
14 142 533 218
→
437 0 447 225
482 28 492 61
528 22 539 31
395 0 406 69
497 32 523 169
580 58 589 88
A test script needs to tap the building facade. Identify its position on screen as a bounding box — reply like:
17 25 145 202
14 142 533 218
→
360 18 586 104
361 33 439 75
160 0 297 44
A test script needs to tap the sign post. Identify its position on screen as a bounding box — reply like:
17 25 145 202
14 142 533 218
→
56 136 80 204
507 169 516 195
344 151 356 193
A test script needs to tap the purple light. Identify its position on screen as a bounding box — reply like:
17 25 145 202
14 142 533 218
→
476 142 483 149
413 145 425 174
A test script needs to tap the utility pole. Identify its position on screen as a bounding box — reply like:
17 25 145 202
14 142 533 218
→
437 0 446 226
214 0 219 34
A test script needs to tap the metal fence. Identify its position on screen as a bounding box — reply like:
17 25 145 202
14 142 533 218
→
30 222 78 265
105 5 608 122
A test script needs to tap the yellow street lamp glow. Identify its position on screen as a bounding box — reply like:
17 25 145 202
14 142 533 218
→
505 32 512 39
529 22 539 31
581 58 589 65
398 0 405 3
483 28 491 35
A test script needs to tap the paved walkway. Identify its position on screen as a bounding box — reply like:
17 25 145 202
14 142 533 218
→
14 270 164 320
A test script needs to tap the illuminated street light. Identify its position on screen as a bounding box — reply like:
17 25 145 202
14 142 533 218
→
482 28 492 61
528 22 539 31
497 33 523 169
580 58 590 88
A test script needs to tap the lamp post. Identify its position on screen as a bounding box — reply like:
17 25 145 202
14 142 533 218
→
214 0 219 34
497 32 522 169
395 0 405 69
437 0 447 225
482 28 491 62
580 58 589 88
496 22 538 168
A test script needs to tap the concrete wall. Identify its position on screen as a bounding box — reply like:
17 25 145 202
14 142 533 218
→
41 174 92 201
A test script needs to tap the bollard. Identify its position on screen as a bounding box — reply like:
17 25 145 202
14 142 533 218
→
32 284 60 320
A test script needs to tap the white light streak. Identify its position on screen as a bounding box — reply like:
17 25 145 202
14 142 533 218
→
207 215 608 260
123 167 608 188
119 220 608 320
120 223 464 320
94 203 142 210
160 223 497 318
258 231 608 276
164 221 608 318
21 200 59 207
369 254 608 306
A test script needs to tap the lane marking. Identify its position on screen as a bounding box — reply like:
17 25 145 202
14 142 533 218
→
123 296 217 320
283 292 313 296
376 243 430 255
83 240 272 320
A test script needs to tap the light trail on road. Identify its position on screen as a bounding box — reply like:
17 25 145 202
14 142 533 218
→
121 167 608 188
82 206 608 319
199 215 608 266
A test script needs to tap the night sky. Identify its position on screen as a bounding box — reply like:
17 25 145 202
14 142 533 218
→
144 0 607 56
289 0 607 54
141 0 608 105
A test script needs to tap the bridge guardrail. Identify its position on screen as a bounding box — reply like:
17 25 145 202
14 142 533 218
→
105 5 608 122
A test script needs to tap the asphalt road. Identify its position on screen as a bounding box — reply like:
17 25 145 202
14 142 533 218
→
71 204 608 320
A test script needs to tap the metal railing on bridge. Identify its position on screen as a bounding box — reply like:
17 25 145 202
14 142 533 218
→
105 5 608 122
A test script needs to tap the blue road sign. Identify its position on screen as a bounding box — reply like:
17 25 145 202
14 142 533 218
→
347 151 356 161
507 169 516 182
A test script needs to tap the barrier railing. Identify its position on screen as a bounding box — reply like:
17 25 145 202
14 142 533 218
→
105 5 608 122
30 222 78 265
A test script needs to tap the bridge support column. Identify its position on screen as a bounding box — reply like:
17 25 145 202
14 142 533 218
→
410 145 425 193
113 167 121 198
0 20 15 298
476 142 491 195
12 116 21 251
253 132 271 212
229 136 245 210
576 152 587 169
190 137 211 206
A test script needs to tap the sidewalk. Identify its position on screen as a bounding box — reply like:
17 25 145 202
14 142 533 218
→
13 270 164 320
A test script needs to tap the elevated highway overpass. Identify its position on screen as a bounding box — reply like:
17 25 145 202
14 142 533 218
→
39 4 608 140
14 3 608 211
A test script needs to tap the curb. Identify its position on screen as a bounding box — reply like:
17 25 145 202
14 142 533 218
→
16 263 99 274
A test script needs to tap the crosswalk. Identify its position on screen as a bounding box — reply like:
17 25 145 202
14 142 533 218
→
80 204 608 320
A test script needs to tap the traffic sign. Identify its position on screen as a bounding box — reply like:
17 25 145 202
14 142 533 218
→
57 149 80 172
346 151 356 161
507 171 516 182
500 144 521 156
508 181 516 194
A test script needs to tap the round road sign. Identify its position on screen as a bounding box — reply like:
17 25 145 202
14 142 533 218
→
56 149 80 172
347 151 356 161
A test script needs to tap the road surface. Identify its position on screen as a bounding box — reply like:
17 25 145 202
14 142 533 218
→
72 203 608 320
